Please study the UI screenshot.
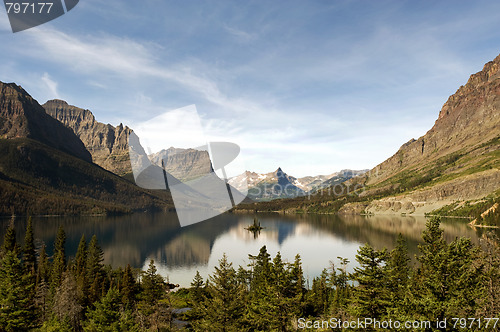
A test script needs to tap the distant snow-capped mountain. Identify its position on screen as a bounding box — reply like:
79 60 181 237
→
229 167 367 201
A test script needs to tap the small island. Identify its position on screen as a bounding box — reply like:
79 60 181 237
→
245 217 264 232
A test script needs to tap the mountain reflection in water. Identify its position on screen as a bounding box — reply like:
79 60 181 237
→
1 212 494 287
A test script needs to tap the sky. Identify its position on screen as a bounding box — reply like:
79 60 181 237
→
1 0 500 177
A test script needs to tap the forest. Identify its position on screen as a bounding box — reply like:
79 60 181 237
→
0 217 499 331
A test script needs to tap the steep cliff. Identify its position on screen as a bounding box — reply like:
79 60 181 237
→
353 54 500 215
0 82 91 162
43 99 132 175
368 54 500 186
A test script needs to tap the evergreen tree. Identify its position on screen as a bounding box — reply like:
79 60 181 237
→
194 253 245 332
23 216 36 274
35 244 50 323
1 217 19 256
50 226 66 290
288 254 305 316
140 259 165 305
350 244 390 319
74 234 88 305
387 234 410 303
37 244 50 284
412 217 484 322
307 269 330 316
190 270 205 304
86 235 104 304
121 264 137 307
0 231 36 331
83 288 138 332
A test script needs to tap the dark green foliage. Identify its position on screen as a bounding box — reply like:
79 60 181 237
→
50 226 66 291
411 217 485 322
23 216 36 274
1 218 19 256
121 264 137 307
193 254 246 332
350 244 390 319
86 235 105 304
83 288 138 332
190 270 205 304
140 260 165 305
0 229 36 331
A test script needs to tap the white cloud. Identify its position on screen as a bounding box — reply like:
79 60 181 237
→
223 24 256 42
41 72 60 99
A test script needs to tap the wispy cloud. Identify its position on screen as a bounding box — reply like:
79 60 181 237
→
223 24 257 42
41 72 60 99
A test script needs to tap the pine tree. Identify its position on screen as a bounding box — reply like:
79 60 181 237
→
1 217 19 256
35 244 50 323
387 234 410 303
37 244 50 284
23 216 36 274
288 254 305 316
83 288 138 332
412 217 485 322
121 264 137 307
190 270 205 304
307 269 330 316
140 259 165 305
194 254 245 332
74 234 88 305
50 226 66 290
86 235 104 304
350 244 390 319
0 228 36 331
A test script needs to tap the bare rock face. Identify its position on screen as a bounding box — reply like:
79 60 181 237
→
149 147 213 182
43 100 132 175
368 53 500 186
0 82 91 162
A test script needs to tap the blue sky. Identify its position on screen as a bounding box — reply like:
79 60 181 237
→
1 0 500 177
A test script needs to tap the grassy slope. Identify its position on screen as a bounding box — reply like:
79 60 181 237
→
0 138 174 216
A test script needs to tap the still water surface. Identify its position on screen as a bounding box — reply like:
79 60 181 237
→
2 212 494 287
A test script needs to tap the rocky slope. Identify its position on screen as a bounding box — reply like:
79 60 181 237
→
43 99 132 175
149 147 213 182
342 53 500 215
0 82 91 162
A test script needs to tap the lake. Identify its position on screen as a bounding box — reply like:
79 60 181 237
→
1 212 495 287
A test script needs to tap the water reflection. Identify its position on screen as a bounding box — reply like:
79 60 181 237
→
0 212 495 287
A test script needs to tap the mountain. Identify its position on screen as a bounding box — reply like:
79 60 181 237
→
235 54 500 218
349 53 500 215
229 167 366 201
43 100 217 183
148 147 213 182
43 99 132 176
0 82 174 216
0 83 91 162
311 169 368 191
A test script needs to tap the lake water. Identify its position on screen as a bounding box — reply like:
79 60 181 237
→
1 212 495 287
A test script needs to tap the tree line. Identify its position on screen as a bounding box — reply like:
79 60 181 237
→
0 217 499 331
187 217 500 331
0 217 175 331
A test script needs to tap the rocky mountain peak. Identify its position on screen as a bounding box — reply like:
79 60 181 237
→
438 53 500 121
367 53 500 186
43 99 132 175
0 81 91 162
